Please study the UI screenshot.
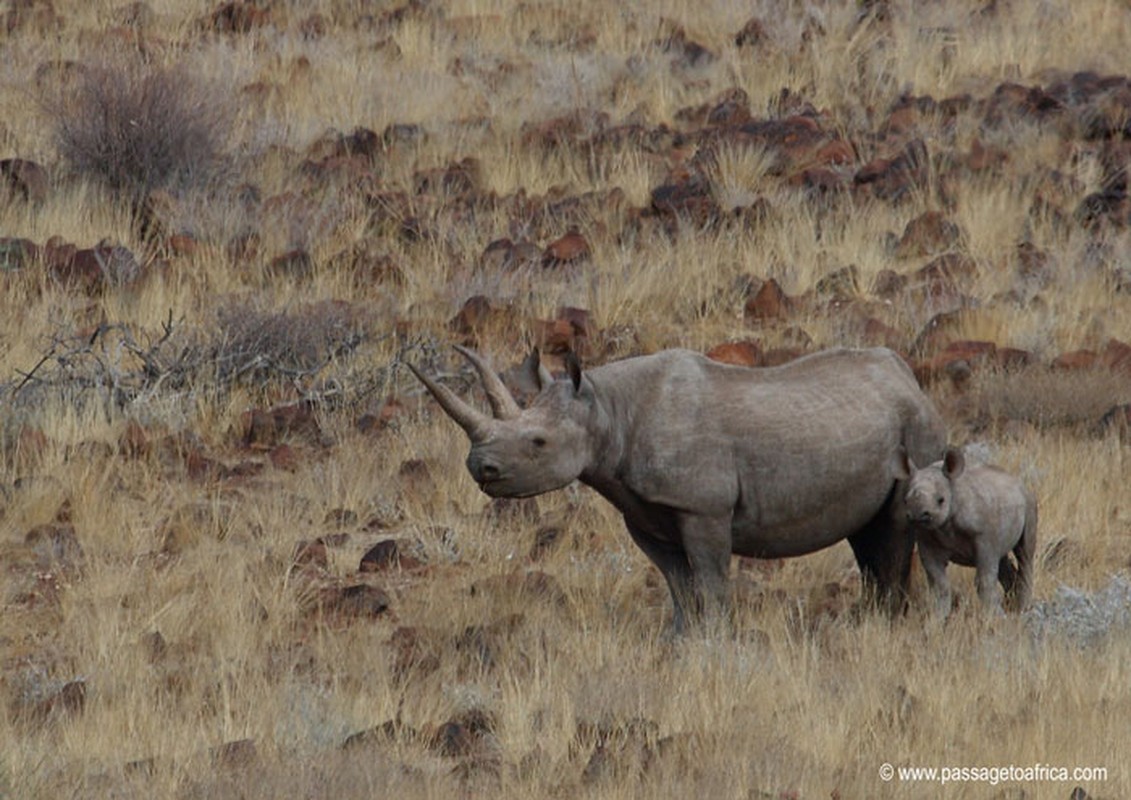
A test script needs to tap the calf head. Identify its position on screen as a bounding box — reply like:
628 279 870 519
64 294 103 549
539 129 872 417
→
408 346 596 498
896 447 965 528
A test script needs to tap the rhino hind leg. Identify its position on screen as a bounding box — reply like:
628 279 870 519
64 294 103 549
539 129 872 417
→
846 486 914 615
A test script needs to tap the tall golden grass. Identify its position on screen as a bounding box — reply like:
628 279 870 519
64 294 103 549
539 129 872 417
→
1 1 1130 798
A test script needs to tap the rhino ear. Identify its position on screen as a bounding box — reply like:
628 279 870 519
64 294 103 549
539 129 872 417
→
535 350 554 391
892 447 914 480
942 447 965 480
521 347 555 392
564 350 583 394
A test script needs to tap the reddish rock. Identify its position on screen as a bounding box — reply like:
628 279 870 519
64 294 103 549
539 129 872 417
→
706 340 762 367
470 571 568 607
650 174 721 228
241 401 322 449
871 269 908 299
390 625 441 679
0 237 40 270
166 233 198 258
292 539 329 569
916 252 977 288
431 721 476 758
734 17 768 48
267 248 314 281
208 1 269 33
996 347 1033 370
557 306 595 339
45 240 142 293
1100 338 1131 375
397 457 435 497
448 295 517 343
16 679 87 723
25 522 83 570
536 317 575 354
760 347 807 367
853 138 929 202
528 525 565 561
744 277 793 322
13 425 50 467
656 19 716 69
211 738 257 769
359 538 424 572
913 340 997 387
226 231 260 263
1052 349 1099 371
268 443 300 471
320 584 391 619
356 398 405 434
911 309 968 355
860 317 904 350
542 228 591 268
893 211 964 258
413 157 480 196
0 158 48 204
965 138 1009 172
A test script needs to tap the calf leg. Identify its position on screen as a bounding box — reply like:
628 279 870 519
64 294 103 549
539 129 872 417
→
998 556 1019 598
1011 497 1038 611
917 539 953 618
975 544 1004 614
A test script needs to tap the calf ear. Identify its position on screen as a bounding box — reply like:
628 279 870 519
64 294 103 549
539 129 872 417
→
892 447 914 480
943 447 965 480
564 350 583 394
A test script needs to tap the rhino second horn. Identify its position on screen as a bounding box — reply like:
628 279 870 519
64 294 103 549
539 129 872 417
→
454 345 521 420
405 361 492 441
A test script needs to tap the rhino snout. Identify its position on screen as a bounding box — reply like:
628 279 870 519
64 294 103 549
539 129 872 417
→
467 452 501 483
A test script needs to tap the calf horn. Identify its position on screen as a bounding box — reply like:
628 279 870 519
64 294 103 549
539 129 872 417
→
454 345 521 420
405 361 492 441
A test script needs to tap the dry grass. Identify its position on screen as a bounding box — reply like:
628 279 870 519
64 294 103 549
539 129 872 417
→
1 1 1130 798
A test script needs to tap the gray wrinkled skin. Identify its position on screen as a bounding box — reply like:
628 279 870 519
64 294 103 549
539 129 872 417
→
411 346 946 633
896 448 1037 616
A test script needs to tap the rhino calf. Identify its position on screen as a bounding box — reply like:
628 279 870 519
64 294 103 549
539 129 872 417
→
896 447 1037 615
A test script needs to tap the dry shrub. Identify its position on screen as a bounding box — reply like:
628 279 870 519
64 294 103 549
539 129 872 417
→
969 366 1131 429
50 60 232 202
213 301 368 385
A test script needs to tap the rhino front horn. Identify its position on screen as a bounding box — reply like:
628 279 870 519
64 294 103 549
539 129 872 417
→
405 361 492 441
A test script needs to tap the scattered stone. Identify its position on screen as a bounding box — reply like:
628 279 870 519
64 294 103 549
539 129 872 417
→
359 538 424 572
1026 574 1131 645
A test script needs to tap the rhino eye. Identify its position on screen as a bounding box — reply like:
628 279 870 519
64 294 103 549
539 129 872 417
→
936 496 944 506
532 436 547 448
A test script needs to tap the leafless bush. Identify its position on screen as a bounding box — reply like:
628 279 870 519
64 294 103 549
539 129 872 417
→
50 60 232 202
2 303 381 422
213 301 367 386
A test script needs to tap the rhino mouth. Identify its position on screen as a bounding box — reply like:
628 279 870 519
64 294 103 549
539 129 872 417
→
477 477 541 499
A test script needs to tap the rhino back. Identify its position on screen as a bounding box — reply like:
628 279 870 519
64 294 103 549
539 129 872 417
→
587 348 944 557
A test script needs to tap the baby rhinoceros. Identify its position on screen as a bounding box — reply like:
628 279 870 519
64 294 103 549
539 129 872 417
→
895 447 1037 615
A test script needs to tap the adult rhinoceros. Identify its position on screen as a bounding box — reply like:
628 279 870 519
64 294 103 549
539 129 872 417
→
409 345 945 633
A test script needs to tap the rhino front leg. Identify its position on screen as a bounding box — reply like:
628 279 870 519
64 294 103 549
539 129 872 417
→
679 513 733 627
624 521 695 635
